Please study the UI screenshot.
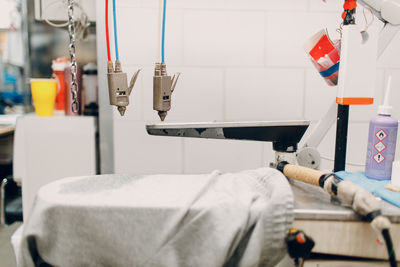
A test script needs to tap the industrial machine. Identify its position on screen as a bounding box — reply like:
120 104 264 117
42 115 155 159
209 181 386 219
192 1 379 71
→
8 0 400 266
145 0 400 265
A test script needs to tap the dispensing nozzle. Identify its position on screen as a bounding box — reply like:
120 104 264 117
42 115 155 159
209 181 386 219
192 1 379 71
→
107 60 141 116
378 75 393 116
153 62 180 121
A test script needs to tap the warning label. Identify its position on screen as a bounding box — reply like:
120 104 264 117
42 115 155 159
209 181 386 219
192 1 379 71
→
373 153 385 164
375 129 388 141
374 142 386 152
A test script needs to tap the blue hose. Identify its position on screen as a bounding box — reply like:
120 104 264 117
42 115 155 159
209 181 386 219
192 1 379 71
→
161 0 167 63
113 0 119 61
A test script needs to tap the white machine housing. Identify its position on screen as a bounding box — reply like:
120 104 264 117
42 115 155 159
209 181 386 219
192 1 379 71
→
34 0 96 22
13 116 96 219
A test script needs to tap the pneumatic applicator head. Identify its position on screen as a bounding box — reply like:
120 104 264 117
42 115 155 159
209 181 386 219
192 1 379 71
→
158 111 167 121
107 60 141 116
118 106 126 116
153 62 180 121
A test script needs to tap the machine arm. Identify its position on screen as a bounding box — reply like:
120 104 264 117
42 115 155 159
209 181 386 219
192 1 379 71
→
358 0 400 57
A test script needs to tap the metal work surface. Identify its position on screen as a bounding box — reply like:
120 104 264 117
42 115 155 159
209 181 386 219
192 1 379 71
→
146 121 310 145
292 179 400 223
0 126 14 137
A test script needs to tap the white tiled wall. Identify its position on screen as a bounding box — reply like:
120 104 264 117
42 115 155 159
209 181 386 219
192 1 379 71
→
103 0 400 175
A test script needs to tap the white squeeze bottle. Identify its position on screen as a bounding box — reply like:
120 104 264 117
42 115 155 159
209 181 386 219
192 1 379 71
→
365 76 398 180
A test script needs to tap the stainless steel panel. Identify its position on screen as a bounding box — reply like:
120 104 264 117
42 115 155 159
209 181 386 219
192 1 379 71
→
146 121 310 144
291 180 400 222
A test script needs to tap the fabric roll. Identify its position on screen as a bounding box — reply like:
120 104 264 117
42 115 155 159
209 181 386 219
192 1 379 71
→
17 167 293 267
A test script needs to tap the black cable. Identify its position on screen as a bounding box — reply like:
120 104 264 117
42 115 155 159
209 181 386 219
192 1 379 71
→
382 229 397 267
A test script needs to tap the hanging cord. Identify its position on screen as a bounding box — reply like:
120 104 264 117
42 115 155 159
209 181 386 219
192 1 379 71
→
45 19 69 28
157 0 162 62
361 6 374 32
382 229 397 267
73 2 90 40
112 0 119 61
161 0 167 63
44 0 70 27
336 22 344 38
44 0 90 40
105 0 111 61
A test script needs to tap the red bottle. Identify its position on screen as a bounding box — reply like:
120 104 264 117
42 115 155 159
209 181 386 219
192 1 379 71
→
51 57 69 111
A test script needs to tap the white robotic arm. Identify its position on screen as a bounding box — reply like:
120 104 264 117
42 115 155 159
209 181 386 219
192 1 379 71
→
360 0 400 25
359 0 400 57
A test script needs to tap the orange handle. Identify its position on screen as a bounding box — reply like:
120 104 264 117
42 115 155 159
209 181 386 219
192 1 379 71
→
283 164 325 187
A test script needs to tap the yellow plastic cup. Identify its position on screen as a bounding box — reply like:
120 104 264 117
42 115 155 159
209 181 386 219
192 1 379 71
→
31 79 57 116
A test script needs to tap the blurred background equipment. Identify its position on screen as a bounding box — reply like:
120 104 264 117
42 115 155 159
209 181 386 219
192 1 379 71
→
34 0 96 23
82 62 98 116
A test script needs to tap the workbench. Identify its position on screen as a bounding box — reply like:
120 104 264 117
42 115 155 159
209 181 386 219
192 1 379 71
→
0 125 14 137
146 121 400 261
291 179 400 260
0 125 14 165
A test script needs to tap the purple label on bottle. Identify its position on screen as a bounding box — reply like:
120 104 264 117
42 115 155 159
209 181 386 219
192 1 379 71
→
365 121 398 180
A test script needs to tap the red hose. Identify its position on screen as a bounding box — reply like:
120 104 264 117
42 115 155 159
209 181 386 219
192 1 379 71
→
105 0 111 61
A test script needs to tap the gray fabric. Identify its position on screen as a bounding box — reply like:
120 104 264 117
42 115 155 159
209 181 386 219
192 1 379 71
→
17 168 294 267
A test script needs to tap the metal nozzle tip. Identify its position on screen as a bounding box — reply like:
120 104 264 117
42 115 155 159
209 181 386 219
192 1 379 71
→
118 106 126 116
158 111 167 121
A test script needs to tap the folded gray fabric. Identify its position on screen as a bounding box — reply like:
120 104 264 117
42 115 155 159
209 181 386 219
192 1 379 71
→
18 167 294 267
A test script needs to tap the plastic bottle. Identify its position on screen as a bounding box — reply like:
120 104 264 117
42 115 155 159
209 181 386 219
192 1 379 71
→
365 76 398 180
51 57 69 111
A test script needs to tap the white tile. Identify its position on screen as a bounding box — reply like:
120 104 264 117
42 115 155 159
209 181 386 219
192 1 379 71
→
113 121 183 174
183 10 265 66
308 0 342 12
140 66 161 122
164 9 184 66
142 66 225 122
369 5 399 69
266 12 342 67
183 138 264 174
316 121 336 172
319 159 334 173
250 0 308 11
263 142 276 166
142 0 308 11
304 68 338 121
225 68 304 121
346 122 369 172
385 70 400 122
349 69 385 122
117 0 141 8
142 66 224 122
117 8 183 66
166 67 225 121
378 31 400 68
317 121 369 172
